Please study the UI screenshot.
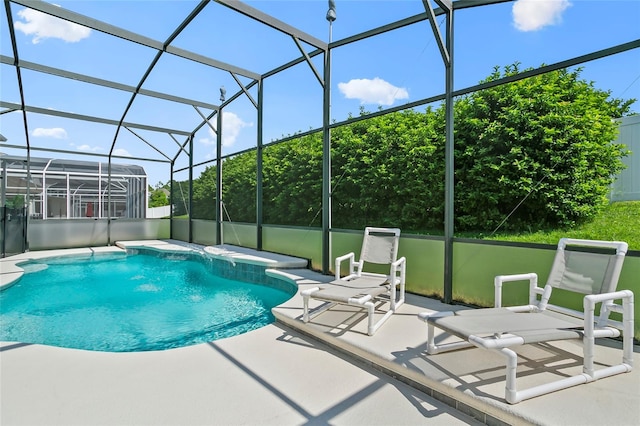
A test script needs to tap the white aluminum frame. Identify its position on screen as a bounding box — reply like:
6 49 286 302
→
419 238 634 404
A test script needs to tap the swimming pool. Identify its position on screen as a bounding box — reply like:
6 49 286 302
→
0 248 296 352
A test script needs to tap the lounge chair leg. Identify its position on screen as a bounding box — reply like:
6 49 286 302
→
302 294 310 323
500 348 520 404
366 301 375 336
301 287 320 323
426 322 437 354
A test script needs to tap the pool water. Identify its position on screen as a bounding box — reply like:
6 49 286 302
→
0 251 294 352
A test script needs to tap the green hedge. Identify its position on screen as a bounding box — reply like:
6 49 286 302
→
178 65 634 235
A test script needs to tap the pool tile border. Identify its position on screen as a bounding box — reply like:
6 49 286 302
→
2 241 308 294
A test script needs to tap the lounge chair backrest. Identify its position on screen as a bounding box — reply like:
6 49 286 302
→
360 227 400 265
546 238 628 295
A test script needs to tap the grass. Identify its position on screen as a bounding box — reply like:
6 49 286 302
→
168 201 640 250
485 201 640 250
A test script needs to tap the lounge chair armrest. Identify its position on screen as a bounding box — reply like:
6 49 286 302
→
300 287 321 298
390 256 406 286
335 252 360 280
494 273 538 308
391 256 406 268
584 289 634 329
584 289 633 306
583 289 634 370
335 252 354 263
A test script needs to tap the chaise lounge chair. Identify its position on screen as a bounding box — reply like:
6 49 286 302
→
302 227 406 335
418 238 634 404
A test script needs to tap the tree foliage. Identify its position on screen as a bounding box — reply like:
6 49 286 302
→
454 64 631 231
223 152 257 222
263 134 322 226
331 108 445 231
148 187 169 208
172 180 191 217
183 64 633 234
5 194 26 209
191 166 216 219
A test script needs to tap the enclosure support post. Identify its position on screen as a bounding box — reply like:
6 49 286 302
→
24 153 30 252
322 4 335 275
216 109 223 245
188 134 194 243
107 160 112 246
257 79 264 250
169 163 174 240
443 6 455 304
1 160 6 257
424 0 455 303
322 51 331 274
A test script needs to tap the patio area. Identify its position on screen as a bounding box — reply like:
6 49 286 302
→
275 286 640 425
1 242 638 425
1 322 483 426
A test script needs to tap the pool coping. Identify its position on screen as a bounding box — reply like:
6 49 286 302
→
202 244 308 268
116 240 308 269
1 240 307 291
1 245 125 291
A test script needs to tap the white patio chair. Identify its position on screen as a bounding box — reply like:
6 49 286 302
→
302 227 406 335
418 238 634 404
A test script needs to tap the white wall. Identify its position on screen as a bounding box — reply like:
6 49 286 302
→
611 115 640 202
146 205 171 218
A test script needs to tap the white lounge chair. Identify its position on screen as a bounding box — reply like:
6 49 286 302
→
302 227 406 335
419 238 634 404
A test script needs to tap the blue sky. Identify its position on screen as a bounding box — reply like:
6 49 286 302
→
1 0 639 187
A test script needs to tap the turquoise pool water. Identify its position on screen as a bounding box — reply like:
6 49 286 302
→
0 251 295 352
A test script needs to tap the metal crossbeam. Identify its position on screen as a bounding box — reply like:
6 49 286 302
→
0 101 191 136
423 0 450 65
231 73 258 108
292 36 324 87
215 0 327 50
10 0 260 80
0 55 219 110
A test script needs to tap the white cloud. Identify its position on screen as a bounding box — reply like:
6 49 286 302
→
199 111 253 148
33 127 67 139
113 148 131 157
75 144 102 153
338 77 409 106
512 0 571 32
14 7 91 44
198 136 215 146
221 112 253 147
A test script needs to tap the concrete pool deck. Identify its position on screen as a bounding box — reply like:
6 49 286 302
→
1 323 481 426
1 241 639 425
